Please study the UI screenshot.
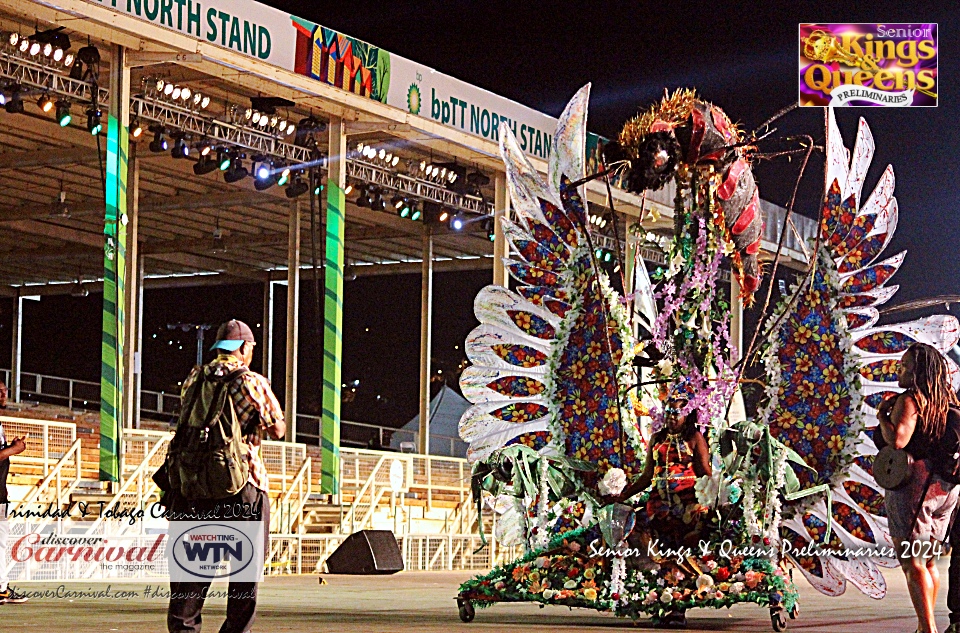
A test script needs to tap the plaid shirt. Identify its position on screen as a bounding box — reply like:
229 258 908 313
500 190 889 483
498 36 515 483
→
181 354 284 492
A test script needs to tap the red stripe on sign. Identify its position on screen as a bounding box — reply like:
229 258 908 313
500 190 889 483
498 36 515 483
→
718 160 748 201
732 191 759 234
687 108 705 164
746 237 762 255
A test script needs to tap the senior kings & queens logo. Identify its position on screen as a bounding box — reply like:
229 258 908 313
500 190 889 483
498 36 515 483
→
799 23 937 107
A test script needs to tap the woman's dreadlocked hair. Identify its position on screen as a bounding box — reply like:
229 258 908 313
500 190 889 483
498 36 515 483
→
906 342 959 440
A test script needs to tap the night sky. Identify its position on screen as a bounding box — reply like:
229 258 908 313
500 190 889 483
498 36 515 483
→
4 1 958 432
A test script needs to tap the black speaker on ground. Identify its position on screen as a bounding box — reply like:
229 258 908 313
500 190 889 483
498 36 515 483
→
326 530 404 574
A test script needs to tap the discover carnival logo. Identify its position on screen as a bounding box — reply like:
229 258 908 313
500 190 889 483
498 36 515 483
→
168 522 265 583
799 23 937 107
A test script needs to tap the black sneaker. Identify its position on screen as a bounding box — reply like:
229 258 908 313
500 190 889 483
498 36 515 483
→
0 586 28 604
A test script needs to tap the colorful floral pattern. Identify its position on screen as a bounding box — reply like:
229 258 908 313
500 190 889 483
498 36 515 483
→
832 500 876 543
782 527 826 579
486 376 545 397
507 310 556 340
513 237 565 272
508 262 560 287
854 330 915 355
507 430 552 451
832 210 875 260
843 480 887 518
842 262 899 295
802 512 846 553
865 391 897 409
859 359 900 382
845 311 874 330
769 267 853 487
820 180 852 243
838 231 889 274
538 197 580 249
491 402 550 424
492 344 548 368
558 176 589 230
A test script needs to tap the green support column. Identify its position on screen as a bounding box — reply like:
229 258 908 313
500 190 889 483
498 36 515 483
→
99 113 128 482
321 117 346 494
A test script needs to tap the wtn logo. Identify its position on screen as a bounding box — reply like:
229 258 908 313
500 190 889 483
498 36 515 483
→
181 540 243 563
169 523 262 581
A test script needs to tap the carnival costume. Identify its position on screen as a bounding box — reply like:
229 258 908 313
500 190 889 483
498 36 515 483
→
454 85 960 629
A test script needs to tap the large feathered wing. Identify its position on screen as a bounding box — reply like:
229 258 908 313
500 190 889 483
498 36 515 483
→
459 85 643 492
764 109 960 598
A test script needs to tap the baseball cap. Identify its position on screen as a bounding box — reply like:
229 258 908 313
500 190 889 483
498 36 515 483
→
210 319 255 352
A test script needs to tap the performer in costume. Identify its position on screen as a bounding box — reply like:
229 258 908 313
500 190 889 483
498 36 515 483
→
620 389 711 549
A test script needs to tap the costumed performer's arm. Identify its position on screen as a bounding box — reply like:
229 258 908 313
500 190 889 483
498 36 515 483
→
691 431 712 477
618 442 655 501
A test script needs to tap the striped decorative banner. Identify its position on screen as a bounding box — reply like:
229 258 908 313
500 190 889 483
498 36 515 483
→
321 182 345 493
99 115 128 482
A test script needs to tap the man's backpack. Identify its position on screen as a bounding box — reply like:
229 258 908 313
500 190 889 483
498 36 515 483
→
933 405 960 485
166 366 249 500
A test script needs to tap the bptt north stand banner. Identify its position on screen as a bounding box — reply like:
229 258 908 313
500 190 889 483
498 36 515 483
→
83 0 603 165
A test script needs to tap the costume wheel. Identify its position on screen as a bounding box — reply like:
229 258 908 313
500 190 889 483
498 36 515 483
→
771 607 787 632
789 603 799 619
457 597 475 623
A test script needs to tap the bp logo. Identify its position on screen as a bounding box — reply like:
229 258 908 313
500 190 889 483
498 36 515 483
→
407 83 421 115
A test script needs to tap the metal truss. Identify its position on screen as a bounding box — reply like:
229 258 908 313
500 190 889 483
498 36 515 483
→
347 159 493 215
133 96 314 163
0 49 108 104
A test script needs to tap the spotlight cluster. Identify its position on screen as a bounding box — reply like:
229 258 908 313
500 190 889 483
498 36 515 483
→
354 184 386 211
147 78 211 110
239 106 295 136
356 143 400 168
588 213 609 229
5 30 75 68
594 247 614 263
417 160 459 184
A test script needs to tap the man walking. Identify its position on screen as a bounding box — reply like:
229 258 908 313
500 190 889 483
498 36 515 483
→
166 320 285 633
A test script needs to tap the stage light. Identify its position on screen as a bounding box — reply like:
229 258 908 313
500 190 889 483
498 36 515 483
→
451 214 465 230
170 135 189 159
3 89 23 114
163 82 174 96
314 183 324 195
277 167 291 186
410 205 422 222
419 160 427 172
199 142 212 156
269 115 278 128
55 100 71 127
357 142 365 153
63 52 75 67
193 154 217 176
29 41 40 56
391 155 400 167
284 123 295 136
244 108 253 120
149 127 168 153
217 148 231 171
258 115 269 127
18 38 28 53
285 174 309 198
37 94 54 113
371 196 386 211
200 95 210 109
171 86 182 100
8 33 19 47
355 185 370 208
130 119 143 138
224 157 248 183
42 42 52 57
87 108 102 135
392 195 405 210
180 87 191 101
378 149 386 160
155 78 165 92
256 161 271 180
53 48 64 62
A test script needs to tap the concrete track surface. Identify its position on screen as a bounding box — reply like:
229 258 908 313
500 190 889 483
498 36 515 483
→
6 565 948 632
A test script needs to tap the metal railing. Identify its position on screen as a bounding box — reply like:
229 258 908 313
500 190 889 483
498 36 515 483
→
297 413 468 457
272 457 312 534
1 415 77 478
12 438 83 513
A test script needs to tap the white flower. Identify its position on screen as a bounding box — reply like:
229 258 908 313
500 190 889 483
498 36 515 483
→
660 591 673 604
729 582 745 595
564 580 577 590
542 589 556 599
599 467 627 496
696 574 715 592
695 474 720 506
